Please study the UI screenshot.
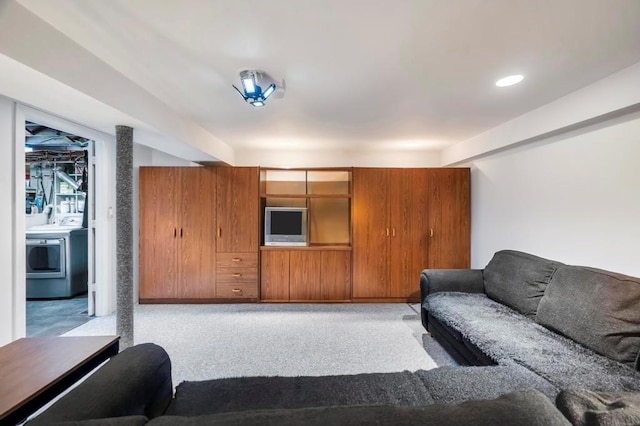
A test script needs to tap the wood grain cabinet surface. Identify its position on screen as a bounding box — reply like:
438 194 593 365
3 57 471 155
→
427 169 470 269
140 166 468 304
216 258 259 300
352 168 469 301
261 249 351 302
319 250 351 301
260 250 290 301
139 167 216 301
215 167 259 300
139 167 259 302
216 167 259 253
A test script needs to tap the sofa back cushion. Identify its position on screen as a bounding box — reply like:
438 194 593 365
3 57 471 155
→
483 250 563 318
537 265 640 369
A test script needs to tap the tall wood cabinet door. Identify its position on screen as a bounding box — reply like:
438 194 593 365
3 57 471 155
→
352 168 391 298
178 168 217 298
139 167 179 299
216 167 259 253
428 169 470 269
321 251 351 300
389 169 429 299
289 251 322 300
260 250 290 301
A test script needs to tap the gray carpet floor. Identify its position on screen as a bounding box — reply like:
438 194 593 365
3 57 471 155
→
64 303 454 385
27 294 92 337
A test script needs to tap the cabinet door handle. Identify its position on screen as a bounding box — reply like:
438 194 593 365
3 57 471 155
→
386 228 389 237
218 228 222 238
231 288 243 295
180 228 183 238
232 258 241 262
173 228 177 238
392 228 396 237
232 273 242 277
430 228 434 238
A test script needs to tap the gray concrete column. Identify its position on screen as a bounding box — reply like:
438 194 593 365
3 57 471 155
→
116 125 134 349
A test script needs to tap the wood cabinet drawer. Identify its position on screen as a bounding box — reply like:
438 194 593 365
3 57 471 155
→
216 267 257 282
217 282 258 299
216 253 258 268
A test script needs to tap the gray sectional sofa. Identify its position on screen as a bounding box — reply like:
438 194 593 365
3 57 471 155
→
421 249 640 396
24 250 640 425
27 343 575 426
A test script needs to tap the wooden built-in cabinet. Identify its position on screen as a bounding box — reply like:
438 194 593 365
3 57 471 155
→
215 167 260 300
427 169 471 269
139 166 469 304
216 252 259 299
259 169 352 302
216 167 259 252
260 247 351 302
139 166 259 302
139 167 217 301
260 250 290 301
352 168 469 301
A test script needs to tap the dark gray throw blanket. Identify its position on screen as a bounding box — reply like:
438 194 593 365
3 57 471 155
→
556 388 640 426
166 372 433 416
425 292 640 392
154 390 572 426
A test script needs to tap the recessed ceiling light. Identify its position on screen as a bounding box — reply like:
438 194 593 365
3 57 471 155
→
496 74 524 87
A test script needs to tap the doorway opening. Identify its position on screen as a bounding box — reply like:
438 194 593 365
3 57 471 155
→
25 121 95 336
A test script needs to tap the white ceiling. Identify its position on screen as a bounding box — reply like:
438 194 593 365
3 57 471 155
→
16 0 640 154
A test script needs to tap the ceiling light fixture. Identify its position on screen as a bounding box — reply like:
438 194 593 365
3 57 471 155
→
233 70 284 107
496 74 524 87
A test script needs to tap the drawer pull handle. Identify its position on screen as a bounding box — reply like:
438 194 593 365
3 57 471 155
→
231 288 243 294
232 258 241 262
232 273 242 277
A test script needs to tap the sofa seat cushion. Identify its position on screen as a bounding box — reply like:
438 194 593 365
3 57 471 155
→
416 364 558 403
151 390 571 426
483 250 563 318
537 265 640 370
425 292 640 392
166 372 433 416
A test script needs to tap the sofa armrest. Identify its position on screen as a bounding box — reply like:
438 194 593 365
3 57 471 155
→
28 343 173 425
420 269 484 298
420 269 484 329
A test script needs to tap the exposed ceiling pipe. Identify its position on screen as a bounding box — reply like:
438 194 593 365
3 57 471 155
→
55 168 80 191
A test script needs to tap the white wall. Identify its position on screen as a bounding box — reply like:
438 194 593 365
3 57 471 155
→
150 149 200 167
0 96 23 345
0 97 15 345
468 113 640 277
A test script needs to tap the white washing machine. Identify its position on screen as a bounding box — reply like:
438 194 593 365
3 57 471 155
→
26 226 88 299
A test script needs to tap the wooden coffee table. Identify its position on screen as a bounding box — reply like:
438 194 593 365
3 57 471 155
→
0 335 119 425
